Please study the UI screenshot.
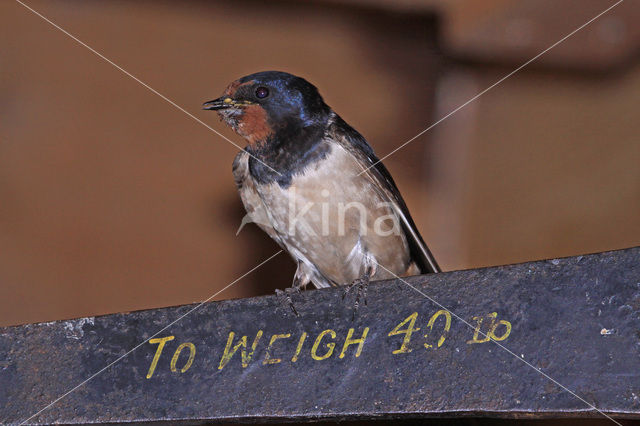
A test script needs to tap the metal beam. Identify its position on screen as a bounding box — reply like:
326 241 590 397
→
1 247 639 424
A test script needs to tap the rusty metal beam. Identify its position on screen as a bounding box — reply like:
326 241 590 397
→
1 247 639 424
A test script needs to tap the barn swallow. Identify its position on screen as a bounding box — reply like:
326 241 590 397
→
204 71 439 311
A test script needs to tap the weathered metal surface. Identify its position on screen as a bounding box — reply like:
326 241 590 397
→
1 247 639 425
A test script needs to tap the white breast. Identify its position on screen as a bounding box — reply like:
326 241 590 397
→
254 143 413 285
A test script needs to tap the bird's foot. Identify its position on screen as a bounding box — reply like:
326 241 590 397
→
342 273 370 320
275 287 301 316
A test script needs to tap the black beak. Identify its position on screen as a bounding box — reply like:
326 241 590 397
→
202 97 232 110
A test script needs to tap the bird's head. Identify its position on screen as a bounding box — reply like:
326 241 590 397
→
203 71 330 149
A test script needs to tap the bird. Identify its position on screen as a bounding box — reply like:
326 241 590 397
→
203 71 439 310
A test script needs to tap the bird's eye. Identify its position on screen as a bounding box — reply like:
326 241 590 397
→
255 86 269 99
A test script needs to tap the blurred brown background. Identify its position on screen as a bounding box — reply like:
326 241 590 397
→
0 0 638 328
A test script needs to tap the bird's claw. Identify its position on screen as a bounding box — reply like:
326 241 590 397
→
276 287 300 316
343 273 370 320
